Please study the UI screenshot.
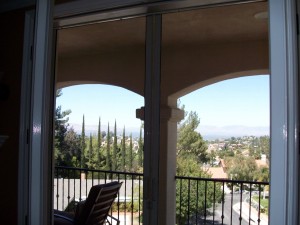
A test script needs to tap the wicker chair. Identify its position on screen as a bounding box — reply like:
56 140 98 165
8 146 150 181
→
54 181 122 225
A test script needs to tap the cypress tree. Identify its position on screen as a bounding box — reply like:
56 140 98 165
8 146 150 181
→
121 126 126 171
97 117 101 164
138 127 143 167
106 123 111 171
89 133 93 164
81 114 86 168
129 133 133 171
112 120 118 171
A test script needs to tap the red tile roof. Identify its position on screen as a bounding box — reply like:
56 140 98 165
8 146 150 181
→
203 167 228 179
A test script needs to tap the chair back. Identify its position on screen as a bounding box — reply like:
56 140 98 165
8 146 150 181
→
76 181 122 225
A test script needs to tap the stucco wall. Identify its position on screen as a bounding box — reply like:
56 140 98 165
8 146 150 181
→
57 39 269 104
56 45 145 95
161 40 269 101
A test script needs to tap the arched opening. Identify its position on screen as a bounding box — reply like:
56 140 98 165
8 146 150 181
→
53 84 144 222
176 75 269 224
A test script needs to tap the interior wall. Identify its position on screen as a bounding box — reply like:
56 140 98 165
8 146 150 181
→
0 0 34 13
0 10 25 225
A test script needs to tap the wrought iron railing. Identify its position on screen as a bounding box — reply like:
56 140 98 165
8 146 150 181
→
175 176 269 225
54 166 269 225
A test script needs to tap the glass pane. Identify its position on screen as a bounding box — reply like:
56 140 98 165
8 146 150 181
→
162 2 269 225
54 17 145 225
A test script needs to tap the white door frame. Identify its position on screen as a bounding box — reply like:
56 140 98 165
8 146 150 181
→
27 0 55 224
18 9 35 225
298 0 300 220
269 0 299 224
22 0 299 224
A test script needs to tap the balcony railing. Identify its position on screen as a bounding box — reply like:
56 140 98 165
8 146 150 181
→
54 166 269 225
175 176 269 225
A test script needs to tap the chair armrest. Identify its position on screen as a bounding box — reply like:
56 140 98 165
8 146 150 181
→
106 215 120 225
54 213 75 223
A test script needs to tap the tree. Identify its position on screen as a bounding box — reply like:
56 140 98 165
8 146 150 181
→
230 137 237 144
54 89 72 166
64 127 81 167
218 149 234 159
56 89 62 97
129 134 133 171
225 155 258 181
259 135 270 159
176 155 222 224
112 120 118 171
177 111 208 163
138 126 143 167
81 115 86 168
106 123 111 171
84 133 99 170
121 126 126 171
97 117 102 166
207 150 217 166
175 109 222 223
254 166 269 182
89 134 93 163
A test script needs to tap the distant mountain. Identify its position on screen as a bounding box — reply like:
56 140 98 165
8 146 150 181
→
68 123 141 138
198 125 269 140
68 123 269 140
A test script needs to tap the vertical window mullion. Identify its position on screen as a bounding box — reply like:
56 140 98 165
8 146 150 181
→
143 14 162 225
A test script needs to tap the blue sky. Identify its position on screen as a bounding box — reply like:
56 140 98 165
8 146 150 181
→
180 75 270 127
56 75 269 138
56 85 144 132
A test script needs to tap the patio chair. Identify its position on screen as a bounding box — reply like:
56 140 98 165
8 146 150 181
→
54 181 122 225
